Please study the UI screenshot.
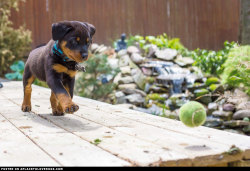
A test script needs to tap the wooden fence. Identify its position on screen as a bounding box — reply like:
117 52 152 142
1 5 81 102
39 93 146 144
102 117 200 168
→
10 0 240 50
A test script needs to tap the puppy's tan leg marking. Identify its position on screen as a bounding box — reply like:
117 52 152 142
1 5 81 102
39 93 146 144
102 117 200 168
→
22 75 35 112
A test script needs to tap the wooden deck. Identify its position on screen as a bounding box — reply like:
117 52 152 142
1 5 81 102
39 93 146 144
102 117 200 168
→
0 80 250 167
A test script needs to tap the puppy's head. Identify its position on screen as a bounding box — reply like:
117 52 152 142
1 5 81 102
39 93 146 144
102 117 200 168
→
52 21 96 62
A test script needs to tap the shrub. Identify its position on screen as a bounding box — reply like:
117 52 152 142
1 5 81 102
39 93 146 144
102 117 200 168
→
0 0 32 76
191 41 237 76
75 54 119 100
221 45 250 95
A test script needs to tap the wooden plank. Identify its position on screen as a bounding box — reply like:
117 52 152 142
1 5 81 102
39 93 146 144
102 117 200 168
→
2 81 250 166
5 86 243 166
0 111 59 166
5 96 191 166
0 98 130 166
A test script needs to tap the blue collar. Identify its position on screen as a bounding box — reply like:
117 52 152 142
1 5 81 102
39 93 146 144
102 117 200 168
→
52 41 73 62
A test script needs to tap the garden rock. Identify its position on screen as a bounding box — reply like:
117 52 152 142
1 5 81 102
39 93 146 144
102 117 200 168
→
147 44 158 58
223 103 235 112
120 66 131 75
118 55 131 67
233 110 250 120
155 48 177 61
236 101 250 111
132 68 147 90
115 91 126 104
204 116 223 128
223 120 250 128
118 76 134 84
207 102 218 115
125 94 145 105
127 46 140 54
212 110 233 121
117 49 127 57
90 43 99 53
174 55 194 67
118 83 137 90
130 53 145 64
122 88 147 97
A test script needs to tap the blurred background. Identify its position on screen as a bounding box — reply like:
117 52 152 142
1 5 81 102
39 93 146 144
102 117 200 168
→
9 0 247 50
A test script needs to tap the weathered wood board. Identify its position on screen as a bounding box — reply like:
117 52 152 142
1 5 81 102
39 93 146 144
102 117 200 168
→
0 81 250 166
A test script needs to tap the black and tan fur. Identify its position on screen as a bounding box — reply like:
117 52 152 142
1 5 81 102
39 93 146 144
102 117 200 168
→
22 21 96 115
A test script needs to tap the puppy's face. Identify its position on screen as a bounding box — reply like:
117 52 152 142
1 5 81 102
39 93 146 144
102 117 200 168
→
52 21 96 62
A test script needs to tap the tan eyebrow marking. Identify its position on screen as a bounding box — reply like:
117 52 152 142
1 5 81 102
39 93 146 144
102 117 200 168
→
76 37 80 41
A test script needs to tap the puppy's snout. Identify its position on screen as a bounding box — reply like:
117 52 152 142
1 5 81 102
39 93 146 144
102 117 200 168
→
81 52 88 60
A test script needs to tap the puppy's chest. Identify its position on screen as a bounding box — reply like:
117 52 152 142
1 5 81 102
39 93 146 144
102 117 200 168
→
52 63 77 78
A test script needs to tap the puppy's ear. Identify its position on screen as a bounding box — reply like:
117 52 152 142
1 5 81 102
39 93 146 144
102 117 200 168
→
52 22 73 41
83 22 96 37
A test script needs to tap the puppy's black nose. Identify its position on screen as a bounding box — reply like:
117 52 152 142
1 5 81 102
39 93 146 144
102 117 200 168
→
81 53 88 60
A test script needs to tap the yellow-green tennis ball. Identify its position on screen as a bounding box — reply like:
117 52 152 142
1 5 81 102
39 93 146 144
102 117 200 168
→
179 101 207 127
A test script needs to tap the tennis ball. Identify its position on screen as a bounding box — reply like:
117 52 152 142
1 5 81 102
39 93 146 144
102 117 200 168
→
179 101 207 127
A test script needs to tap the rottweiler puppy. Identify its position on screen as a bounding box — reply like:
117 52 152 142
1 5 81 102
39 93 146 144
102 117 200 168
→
22 21 96 115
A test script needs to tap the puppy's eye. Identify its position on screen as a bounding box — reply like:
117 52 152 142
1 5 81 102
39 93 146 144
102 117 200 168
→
71 39 78 46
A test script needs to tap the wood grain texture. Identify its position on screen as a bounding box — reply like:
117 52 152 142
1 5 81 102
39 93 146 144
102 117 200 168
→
10 0 240 50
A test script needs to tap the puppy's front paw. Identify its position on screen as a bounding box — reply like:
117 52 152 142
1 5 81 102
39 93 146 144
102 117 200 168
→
63 102 79 114
22 104 31 112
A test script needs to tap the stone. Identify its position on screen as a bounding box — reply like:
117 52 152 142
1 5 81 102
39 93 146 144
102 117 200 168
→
115 103 136 110
127 46 140 54
223 120 250 128
108 58 119 69
233 110 250 120
212 110 233 121
155 48 177 61
236 101 250 111
90 43 99 53
205 77 220 86
204 116 223 128
130 53 145 64
118 55 131 67
223 103 235 112
120 66 131 75
213 84 224 94
141 67 153 76
115 91 126 104
118 83 137 90
117 49 128 57
226 89 250 105
125 94 145 105
132 68 147 90
194 89 209 97
147 44 158 58
122 88 147 97
117 76 134 84
148 85 169 93
113 73 122 85
243 125 250 133
198 95 212 106
174 55 194 67
207 102 218 115
187 83 207 93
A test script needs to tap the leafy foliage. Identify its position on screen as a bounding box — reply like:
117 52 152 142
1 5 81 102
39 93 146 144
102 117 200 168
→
191 41 238 76
0 0 31 76
5 60 24 80
75 54 119 100
221 45 250 95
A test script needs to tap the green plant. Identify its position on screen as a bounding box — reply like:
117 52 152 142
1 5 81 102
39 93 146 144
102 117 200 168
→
75 54 119 100
192 41 237 76
5 60 24 80
221 45 250 95
0 0 31 76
